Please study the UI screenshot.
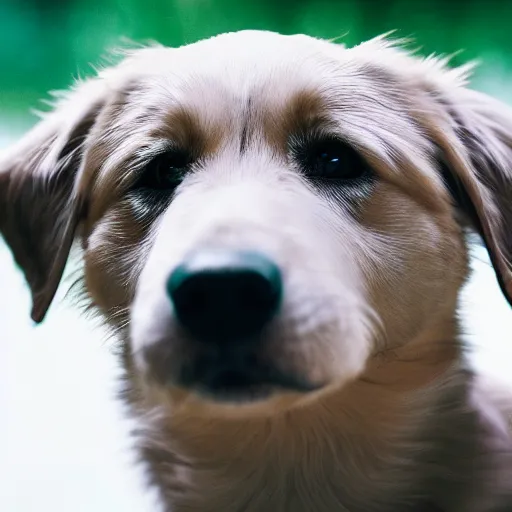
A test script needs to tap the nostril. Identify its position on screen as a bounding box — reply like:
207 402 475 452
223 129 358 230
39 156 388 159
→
166 249 283 342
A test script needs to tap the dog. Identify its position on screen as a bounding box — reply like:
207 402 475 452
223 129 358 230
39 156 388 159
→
1 30 512 511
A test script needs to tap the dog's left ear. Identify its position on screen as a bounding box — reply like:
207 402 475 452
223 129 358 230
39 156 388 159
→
0 78 110 323
427 87 512 306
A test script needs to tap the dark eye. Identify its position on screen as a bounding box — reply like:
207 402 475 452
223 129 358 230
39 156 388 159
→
135 150 191 191
296 137 372 181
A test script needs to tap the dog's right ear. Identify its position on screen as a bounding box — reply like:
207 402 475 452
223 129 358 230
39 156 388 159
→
0 78 110 323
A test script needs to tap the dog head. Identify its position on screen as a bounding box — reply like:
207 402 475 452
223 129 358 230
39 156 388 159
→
2 31 512 416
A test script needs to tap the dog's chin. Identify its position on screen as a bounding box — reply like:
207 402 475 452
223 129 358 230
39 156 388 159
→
195 382 277 404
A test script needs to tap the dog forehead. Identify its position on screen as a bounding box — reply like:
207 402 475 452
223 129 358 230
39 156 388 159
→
170 30 338 68
124 30 346 93
184 29 324 50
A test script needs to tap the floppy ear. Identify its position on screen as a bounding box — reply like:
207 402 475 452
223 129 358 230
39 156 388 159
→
428 87 512 306
0 78 110 323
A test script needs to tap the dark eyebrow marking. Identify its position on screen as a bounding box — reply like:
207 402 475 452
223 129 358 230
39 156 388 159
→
239 96 254 154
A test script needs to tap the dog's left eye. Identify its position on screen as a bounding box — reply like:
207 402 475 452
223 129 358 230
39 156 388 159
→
296 138 372 181
135 151 191 191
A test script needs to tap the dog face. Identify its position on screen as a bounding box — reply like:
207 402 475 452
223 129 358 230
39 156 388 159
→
2 31 512 415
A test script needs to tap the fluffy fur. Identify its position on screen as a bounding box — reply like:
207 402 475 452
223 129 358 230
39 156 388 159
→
1 30 512 511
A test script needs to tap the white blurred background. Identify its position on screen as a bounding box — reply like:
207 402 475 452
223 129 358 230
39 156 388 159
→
1 126 512 512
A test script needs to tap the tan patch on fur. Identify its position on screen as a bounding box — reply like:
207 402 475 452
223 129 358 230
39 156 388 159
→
359 180 468 350
263 89 328 152
156 105 223 158
84 199 151 321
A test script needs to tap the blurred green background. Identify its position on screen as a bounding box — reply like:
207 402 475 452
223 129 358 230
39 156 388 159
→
0 0 511 134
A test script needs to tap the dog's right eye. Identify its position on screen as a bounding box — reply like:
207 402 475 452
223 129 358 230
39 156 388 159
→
134 151 191 191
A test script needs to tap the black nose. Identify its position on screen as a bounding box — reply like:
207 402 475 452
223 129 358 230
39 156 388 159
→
166 249 283 342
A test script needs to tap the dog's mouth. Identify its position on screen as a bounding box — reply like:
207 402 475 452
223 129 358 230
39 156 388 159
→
143 337 322 403
195 370 278 402
178 356 320 403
